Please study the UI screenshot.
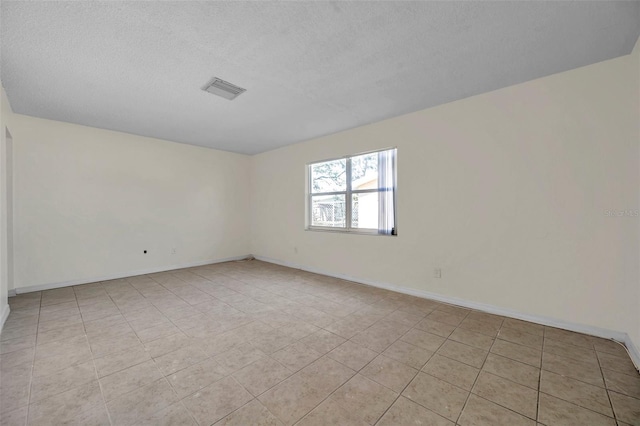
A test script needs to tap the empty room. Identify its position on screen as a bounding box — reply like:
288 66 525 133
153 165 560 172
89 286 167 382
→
0 1 639 425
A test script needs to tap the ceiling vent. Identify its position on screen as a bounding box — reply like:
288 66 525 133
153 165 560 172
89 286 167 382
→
203 77 246 100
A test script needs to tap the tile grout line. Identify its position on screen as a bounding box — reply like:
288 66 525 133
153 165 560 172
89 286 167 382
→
370 307 449 425
539 329 626 423
495 324 622 392
536 325 545 423
453 315 503 425
177 399 200 426
352 306 494 423
117 270 285 424
370 307 498 422
226 359 287 423
458 369 542 421
289 360 358 425
127 272 233 426
536 383 620 421
98 277 168 425
90 280 131 426
73 285 113 426
538 334 626 420
539 359 612 389
216 264 364 423
268 304 421 425
23 292 42 426
210 375 260 425
452 316 556 421
367 309 546 425
594 339 619 424
368 307 442 423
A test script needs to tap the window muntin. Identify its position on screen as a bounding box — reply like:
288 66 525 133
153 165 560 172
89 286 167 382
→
307 148 396 235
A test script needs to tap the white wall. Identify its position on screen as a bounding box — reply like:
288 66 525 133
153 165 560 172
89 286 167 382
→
251 50 640 351
0 85 14 327
11 114 251 291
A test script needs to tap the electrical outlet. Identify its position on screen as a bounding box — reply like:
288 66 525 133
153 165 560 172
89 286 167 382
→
171 248 176 255
434 268 442 279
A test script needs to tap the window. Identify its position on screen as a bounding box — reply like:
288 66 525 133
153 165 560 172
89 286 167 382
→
307 148 397 235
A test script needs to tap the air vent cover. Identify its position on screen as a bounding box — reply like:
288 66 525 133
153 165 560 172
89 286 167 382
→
203 77 246 100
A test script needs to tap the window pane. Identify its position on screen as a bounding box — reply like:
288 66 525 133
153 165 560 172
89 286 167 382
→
351 153 378 190
311 194 346 227
351 192 378 229
310 159 346 193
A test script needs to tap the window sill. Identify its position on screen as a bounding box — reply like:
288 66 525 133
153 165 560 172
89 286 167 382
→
305 227 397 236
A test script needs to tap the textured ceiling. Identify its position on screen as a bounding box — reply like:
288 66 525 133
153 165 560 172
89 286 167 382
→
1 1 639 154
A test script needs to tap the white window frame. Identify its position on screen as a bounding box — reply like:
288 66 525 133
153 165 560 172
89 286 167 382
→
306 148 397 236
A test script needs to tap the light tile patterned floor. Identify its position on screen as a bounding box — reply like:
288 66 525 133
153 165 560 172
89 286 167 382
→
1 260 639 425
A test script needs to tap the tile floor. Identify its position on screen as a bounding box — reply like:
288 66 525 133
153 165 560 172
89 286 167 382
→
1 260 639 426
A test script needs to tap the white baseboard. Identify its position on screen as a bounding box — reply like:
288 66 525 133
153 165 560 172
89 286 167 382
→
8 289 16 297
12 255 251 295
0 304 10 332
623 335 640 373
254 255 640 372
